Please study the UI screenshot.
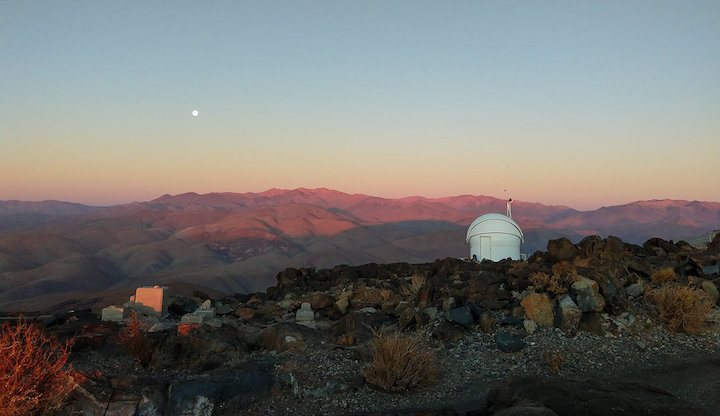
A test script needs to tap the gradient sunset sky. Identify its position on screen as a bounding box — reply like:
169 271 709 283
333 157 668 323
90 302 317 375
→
1 1 718 210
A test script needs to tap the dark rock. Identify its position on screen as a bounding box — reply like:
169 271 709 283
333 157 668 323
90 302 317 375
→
578 312 604 336
468 303 485 321
643 237 681 255
309 292 334 310
499 316 523 328
432 321 465 343
168 296 199 316
496 332 525 353
547 238 579 262
167 369 272 414
483 376 710 416
479 299 509 310
192 290 211 301
446 305 474 329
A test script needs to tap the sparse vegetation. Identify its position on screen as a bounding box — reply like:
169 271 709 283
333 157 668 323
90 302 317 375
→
650 285 713 333
0 317 79 416
530 264 578 296
337 319 355 346
363 329 441 392
119 311 152 366
651 268 676 285
401 273 427 299
543 348 566 372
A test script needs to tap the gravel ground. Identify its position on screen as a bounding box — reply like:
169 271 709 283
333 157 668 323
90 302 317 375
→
239 303 720 416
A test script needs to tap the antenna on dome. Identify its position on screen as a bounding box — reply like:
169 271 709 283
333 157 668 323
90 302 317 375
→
504 189 512 218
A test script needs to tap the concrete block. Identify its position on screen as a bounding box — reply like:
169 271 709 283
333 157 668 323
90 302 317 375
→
295 302 314 322
133 286 168 317
101 305 124 322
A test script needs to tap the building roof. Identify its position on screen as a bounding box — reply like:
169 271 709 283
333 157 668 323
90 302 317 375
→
466 213 524 243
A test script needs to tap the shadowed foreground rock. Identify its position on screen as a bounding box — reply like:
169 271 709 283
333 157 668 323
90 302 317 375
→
476 376 712 416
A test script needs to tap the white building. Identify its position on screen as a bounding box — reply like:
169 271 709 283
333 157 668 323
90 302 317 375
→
466 212 524 262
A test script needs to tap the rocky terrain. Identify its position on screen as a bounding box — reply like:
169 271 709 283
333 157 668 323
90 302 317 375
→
7 233 716 415
2 188 720 311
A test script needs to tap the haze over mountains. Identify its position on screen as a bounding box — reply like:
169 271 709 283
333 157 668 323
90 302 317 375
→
1 188 719 310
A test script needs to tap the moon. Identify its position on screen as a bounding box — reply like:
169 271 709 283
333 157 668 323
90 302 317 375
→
192 110 199 117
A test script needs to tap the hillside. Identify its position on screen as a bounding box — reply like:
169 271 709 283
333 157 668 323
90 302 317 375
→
1 188 719 310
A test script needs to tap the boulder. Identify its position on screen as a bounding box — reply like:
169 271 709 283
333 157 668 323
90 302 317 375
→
571 277 606 312
554 295 582 333
520 293 555 327
547 237 579 262
446 304 474 329
309 293 334 310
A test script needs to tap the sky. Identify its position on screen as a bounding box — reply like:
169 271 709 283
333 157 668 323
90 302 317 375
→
1 1 718 210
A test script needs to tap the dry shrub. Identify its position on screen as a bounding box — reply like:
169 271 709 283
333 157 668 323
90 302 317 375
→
530 269 577 296
529 271 552 289
543 348 566 372
651 286 713 333
337 319 355 346
119 311 152 366
552 261 575 276
401 273 427 299
651 268 676 285
0 317 79 416
363 330 441 392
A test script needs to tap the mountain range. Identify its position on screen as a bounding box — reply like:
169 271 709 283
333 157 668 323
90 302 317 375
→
1 188 718 310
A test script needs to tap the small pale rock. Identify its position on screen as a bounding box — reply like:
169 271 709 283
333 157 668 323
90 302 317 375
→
334 297 349 314
625 282 645 298
424 307 438 320
148 322 176 333
523 319 538 334
359 307 377 313
198 299 212 310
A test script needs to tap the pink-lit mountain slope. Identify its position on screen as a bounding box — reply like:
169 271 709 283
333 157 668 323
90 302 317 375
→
0 188 718 310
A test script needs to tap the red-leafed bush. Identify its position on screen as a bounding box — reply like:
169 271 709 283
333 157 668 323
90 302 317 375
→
0 317 79 416
119 311 152 366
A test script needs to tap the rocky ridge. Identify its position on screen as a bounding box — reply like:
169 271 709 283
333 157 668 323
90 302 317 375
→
31 234 720 415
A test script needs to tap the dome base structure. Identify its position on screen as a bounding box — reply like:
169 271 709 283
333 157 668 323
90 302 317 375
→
466 213 524 262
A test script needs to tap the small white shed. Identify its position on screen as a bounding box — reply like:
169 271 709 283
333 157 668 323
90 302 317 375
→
466 213 524 262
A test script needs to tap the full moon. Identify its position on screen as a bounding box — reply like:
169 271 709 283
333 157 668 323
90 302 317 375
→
191 110 199 117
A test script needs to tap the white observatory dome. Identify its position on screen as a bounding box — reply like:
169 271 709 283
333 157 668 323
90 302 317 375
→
466 213 524 262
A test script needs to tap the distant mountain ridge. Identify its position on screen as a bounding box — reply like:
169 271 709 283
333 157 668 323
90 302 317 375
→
1 188 718 310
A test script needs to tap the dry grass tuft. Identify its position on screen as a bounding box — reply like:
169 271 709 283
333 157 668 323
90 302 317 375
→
363 329 441 392
402 273 427 299
0 316 79 416
119 311 152 366
651 268 676 285
337 319 355 346
543 348 566 372
650 285 713 333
